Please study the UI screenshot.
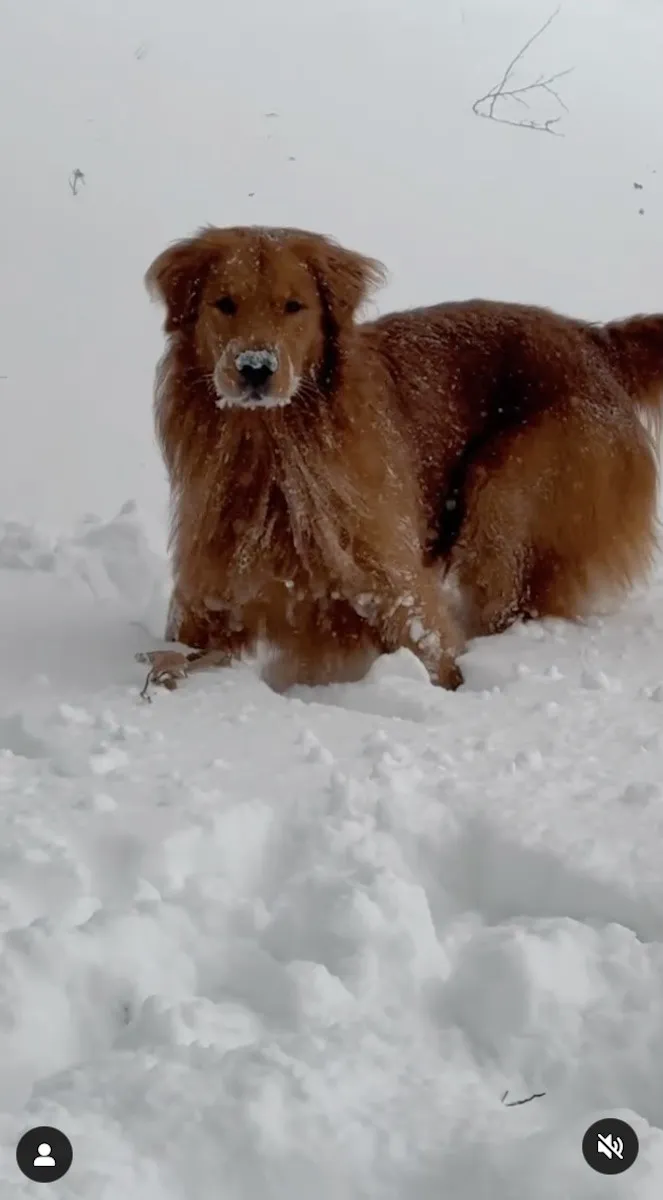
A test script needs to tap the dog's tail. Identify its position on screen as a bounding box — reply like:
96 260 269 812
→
590 314 663 423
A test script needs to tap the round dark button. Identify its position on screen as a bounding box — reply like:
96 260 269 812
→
16 1126 73 1183
582 1117 639 1175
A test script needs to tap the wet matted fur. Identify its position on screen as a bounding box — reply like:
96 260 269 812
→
142 224 663 692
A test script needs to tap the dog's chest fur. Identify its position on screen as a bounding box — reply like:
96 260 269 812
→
176 417 371 624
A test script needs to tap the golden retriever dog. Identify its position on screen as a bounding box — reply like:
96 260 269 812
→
138 225 663 695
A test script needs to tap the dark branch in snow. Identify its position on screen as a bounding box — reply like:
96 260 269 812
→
501 1089 547 1107
472 8 573 136
69 168 85 196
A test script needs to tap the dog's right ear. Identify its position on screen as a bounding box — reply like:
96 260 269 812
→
145 235 214 333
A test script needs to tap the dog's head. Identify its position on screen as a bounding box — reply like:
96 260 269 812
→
146 226 386 409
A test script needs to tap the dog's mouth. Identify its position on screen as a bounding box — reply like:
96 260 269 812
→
214 387 294 411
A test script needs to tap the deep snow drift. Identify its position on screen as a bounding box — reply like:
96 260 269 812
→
3 507 663 1198
2 0 663 1196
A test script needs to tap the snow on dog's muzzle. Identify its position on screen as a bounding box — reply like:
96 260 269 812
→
234 348 279 393
214 343 294 409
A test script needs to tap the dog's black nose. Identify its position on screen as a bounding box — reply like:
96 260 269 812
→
238 362 274 390
235 349 279 393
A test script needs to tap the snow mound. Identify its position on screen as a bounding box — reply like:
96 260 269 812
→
1 505 663 1197
0 502 168 618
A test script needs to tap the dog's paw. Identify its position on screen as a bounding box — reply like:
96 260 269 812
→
435 657 464 691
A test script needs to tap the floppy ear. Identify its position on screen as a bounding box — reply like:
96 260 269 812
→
145 234 214 333
291 233 387 324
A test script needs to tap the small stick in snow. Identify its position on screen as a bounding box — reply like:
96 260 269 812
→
135 649 199 700
134 648 228 699
472 7 573 136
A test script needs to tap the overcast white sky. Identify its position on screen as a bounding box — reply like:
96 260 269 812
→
1 0 662 529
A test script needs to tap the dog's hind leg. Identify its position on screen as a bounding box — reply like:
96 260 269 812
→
452 401 659 639
450 457 531 639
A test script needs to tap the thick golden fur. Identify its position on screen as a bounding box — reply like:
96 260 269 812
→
144 225 663 691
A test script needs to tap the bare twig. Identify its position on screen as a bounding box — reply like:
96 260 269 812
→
134 647 229 701
501 1089 547 1108
472 8 573 135
135 649 196 700
69 168 85 196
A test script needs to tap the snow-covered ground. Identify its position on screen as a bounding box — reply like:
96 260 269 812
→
2 0 663 1196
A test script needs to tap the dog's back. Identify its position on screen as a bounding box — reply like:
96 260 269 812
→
365 296 663 495
367 297 663 421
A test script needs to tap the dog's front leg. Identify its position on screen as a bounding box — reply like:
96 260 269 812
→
165 591 250 656
351 568 465 690
139 594 250 694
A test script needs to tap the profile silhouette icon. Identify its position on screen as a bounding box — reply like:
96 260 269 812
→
33 1142 56 1167
16 1125 73 1182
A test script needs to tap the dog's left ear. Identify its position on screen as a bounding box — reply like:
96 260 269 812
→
145 232 215 333
292 233 387 324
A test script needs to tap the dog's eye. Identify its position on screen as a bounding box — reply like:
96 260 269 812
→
284 299 305 314
214 296 237 315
